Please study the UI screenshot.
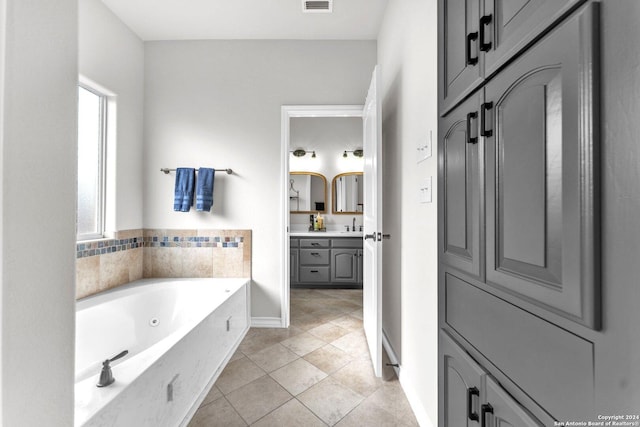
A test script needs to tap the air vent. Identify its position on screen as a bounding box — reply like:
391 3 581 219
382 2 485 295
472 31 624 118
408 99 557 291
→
302 0 333 13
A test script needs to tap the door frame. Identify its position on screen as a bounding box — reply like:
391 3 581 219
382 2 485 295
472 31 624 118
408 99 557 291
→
280 105 364 328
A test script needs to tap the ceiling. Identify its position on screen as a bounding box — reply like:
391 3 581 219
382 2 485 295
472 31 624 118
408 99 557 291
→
100 0 389 41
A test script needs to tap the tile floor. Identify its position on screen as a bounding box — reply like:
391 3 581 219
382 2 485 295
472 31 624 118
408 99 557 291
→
188 288 419 427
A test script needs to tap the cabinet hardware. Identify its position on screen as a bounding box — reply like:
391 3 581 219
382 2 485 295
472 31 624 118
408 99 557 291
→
481 403 494 427
364 233 377 241
310 270 319 273
480 102 493 137
466 32 479 65
311 252 320 256
479 15 493 51
467 387 480 421
467 111 478 144
311 243 320 246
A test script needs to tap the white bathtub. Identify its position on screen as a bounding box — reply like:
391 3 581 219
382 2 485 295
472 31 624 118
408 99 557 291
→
74 278 250 427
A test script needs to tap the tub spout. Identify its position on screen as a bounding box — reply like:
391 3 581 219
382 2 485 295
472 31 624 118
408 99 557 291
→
97 350 129 388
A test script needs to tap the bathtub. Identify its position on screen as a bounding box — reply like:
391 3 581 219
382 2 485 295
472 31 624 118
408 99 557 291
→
74 278 250 427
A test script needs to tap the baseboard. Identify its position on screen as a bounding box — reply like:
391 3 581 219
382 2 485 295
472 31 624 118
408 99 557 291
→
251 317 283 328
382 329 435 427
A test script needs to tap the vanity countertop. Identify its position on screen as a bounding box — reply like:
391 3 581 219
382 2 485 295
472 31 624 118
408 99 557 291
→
290 231 363 238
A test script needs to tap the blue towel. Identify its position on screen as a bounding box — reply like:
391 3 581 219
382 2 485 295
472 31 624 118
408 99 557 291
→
174 168 195 212
196 168 215 211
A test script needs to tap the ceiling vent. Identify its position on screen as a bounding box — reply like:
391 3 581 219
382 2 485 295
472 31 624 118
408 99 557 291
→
302 0 333 13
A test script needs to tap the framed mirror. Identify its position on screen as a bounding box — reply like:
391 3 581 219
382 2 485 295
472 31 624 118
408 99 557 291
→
332 172 363 214
289 172 327 213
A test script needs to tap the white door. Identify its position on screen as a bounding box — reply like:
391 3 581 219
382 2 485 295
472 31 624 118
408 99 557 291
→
363 66 382 377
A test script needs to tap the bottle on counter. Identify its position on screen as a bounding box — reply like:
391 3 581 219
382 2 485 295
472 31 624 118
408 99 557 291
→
317 213 324 230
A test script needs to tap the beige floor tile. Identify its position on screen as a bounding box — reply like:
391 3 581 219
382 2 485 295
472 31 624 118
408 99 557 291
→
367 380 420 426
329 315 363 331
252 398 327 427
307 323 351 342
298 377 365 426
225 376 292 425
331 358 383 397
349 308 363 320
238 330 285 355
290 313 327 331
215 357 265 395
199 384 223 407
228 349 246 363
330 330 370 358
281 332 326 356
188 397 247 427
334 397 405 427
247 343 300 373
270 358 328 396
304 344 352 374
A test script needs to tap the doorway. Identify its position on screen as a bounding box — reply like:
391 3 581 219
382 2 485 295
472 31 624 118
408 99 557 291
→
280 105 364 328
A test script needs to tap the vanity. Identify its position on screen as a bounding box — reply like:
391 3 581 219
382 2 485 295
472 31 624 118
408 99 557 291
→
289 170 363 288
290 232 363 288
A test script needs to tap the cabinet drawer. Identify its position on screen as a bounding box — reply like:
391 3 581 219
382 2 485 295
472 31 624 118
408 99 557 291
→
300 249 329 265
331 238 362 248
300 239 330 248
445 273 593 420
299 266 330 283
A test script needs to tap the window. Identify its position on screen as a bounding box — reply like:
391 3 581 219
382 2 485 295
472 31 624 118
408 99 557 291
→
77 85 107 240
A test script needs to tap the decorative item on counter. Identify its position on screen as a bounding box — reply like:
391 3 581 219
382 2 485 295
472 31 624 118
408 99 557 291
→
317 212 324 230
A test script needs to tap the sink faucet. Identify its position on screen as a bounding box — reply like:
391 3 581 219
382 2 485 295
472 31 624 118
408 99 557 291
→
353 217 356 232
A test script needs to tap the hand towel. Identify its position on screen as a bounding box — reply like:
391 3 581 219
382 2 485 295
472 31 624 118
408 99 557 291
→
174 168 195 212
196 168 215 212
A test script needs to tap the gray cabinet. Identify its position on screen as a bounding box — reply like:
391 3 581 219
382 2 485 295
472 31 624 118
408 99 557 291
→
438 3 601 426
356 249 363 285
440 331 543 427
290 247 299 285
290 237 363 288
439 0 582 114
440 93 484 281
484 4 599 329
440 331 485 427
439 0 483 114
484 376 542 427
331 249 359 283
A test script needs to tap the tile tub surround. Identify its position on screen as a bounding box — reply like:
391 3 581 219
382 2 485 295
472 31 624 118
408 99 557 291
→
188 289 419 427
76 229 252 299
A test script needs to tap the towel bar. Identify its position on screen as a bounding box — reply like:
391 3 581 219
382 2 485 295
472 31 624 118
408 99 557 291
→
160 168 233 175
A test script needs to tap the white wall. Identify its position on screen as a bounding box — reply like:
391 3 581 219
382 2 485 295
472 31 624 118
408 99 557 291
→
1 0 77 425
378 0 438 426
143 40 376 317
79 0 145 232
290 117 364 229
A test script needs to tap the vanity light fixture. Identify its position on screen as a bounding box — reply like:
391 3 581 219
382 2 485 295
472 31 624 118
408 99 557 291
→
343 149 364 158
291 149 316 158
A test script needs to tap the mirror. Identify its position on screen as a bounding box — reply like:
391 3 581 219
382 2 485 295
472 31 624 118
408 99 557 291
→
289 172 327 213
332 172 363 214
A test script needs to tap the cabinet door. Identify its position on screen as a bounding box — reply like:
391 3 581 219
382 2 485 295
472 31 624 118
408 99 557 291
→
356 249 363 285
331 249 358 283
439 0 483 114
440 331 485 427
290 249 299 284
484 376 542 427
482 0 582 76
439 93 483 280
484 4 599 328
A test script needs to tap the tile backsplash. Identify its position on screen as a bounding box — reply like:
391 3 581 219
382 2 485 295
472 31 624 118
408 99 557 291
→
76 229 252 299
